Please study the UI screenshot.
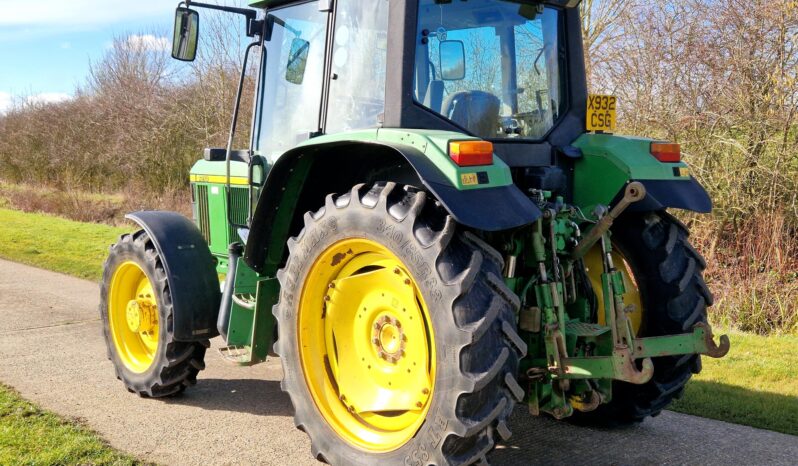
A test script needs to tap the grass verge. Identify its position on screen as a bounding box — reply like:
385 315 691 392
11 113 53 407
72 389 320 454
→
671 331 798 436
0 384 140 465
0 208 129 281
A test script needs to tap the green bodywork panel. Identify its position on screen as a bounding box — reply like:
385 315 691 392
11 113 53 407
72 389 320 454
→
572 133 691 213
222 258 277 365
294 128 514 190
190 159 251 273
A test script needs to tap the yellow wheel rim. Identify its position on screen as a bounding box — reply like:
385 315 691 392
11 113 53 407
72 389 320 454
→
584 246 644 335
298 238 436 452
108 261 160 373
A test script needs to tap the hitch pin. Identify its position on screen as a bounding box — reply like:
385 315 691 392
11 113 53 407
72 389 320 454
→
571 182 647 260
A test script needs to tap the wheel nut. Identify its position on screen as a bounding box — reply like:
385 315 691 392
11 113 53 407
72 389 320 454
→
404 279 411 285
422 388 430 395
394 268 401 274
416 401 423 408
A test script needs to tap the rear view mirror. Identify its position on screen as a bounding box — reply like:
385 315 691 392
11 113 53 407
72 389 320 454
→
440 40 465 81
172 7 199 62
286 38 310 85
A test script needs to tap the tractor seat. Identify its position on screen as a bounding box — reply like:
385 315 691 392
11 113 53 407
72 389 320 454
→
442 90 501 138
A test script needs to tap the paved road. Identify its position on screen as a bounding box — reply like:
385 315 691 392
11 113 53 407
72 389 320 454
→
1 259 796 465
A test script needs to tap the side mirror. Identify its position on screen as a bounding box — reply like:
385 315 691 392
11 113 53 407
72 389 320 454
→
172 7 199 62
440 40 466 81
285 38 310 85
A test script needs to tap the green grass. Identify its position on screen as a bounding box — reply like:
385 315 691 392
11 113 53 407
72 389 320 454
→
0 208 129 281
0 384 140 465
671 331 798 436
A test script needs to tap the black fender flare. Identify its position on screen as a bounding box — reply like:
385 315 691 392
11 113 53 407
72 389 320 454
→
622 178 713 214
126 211 221 341
244 140 541 273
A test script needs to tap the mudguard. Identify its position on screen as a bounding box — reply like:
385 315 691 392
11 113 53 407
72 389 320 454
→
572 134 713 214
125 211 221 341
244 130 542 274
624 178 711 213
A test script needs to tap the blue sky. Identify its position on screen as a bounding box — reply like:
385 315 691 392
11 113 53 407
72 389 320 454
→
0 0 179 112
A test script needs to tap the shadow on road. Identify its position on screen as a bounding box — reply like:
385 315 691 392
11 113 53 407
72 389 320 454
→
165 378 294 417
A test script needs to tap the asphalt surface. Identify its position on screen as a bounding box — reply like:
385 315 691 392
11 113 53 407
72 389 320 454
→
1 258 797 465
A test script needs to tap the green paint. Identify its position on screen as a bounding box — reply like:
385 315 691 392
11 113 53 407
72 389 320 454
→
190 159 253 269
301 128 513 190
572 133 691 212
225 257 260 348
190 158 249 178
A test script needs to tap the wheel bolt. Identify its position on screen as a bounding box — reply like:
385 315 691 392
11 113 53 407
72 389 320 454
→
416 401 423 408
394 268 401 274
404 279 411 285
328 283 336 289
422 388 430 395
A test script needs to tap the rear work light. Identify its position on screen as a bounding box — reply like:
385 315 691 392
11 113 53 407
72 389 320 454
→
650 142 681 163
449 140 494 167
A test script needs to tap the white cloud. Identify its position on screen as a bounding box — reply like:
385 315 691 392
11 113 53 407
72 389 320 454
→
0 92 72 114
28 92 72 105
0 0 171 26
126 34 170 52
0 92 12 114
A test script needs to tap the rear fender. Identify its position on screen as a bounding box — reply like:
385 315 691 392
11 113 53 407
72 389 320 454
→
125 211 221 341
244 129 542 274
572 134 712 214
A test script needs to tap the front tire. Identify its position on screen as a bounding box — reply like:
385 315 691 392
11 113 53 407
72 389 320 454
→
274 183 526 465
100 230 208 397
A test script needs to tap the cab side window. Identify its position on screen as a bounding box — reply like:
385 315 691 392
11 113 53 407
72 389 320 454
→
257 2 328 162
325 0 390 134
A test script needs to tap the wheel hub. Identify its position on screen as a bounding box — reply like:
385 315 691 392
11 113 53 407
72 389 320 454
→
373 315 406 363
125 299 156 333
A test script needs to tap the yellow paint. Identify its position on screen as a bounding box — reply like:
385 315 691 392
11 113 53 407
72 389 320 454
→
108 261 159 373
583 246 643 335
297 239 435 452
587 94 618 133
677 166 691 177
189 174 249 186
461 173 479 186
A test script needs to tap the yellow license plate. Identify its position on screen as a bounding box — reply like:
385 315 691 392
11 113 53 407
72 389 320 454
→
587 94 617 133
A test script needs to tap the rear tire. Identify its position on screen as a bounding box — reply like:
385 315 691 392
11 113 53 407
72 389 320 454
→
100 230 208 397
577 211 712 424
274 183 526 465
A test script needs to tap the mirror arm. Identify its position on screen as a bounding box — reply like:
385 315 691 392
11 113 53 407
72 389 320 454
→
181 1 260 37
225 40 261 232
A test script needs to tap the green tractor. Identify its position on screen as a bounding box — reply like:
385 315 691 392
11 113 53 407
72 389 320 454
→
100 0 730 464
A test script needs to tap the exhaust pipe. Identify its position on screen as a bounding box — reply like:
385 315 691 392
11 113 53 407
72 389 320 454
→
217 242 243 341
